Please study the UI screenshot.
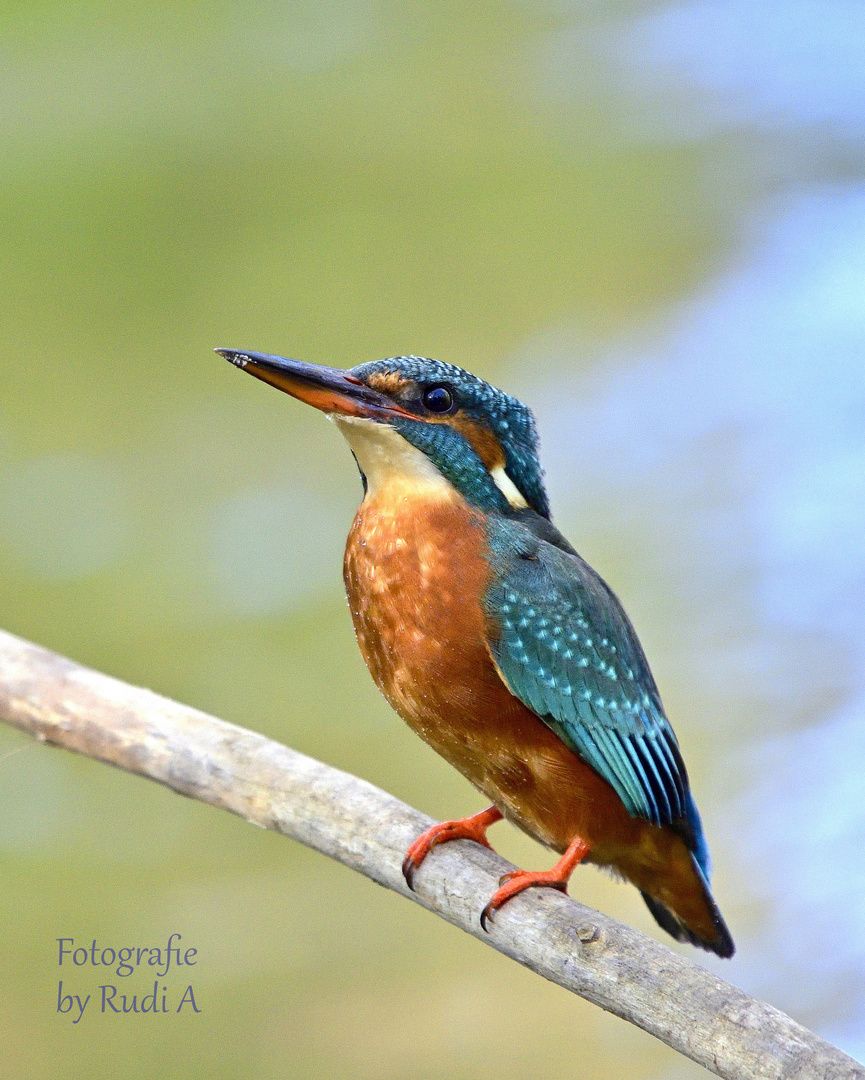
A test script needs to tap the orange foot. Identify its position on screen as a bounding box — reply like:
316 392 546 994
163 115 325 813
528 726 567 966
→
480 835 591 931
402 806 504 890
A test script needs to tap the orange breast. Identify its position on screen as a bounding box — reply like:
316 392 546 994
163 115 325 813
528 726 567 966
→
344 487 625 853
343 485 720 947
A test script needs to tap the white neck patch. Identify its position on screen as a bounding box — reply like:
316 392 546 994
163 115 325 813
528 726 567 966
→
333 415 530 510
490 464 529 509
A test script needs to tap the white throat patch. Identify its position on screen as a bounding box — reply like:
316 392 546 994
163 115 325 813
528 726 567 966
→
332 416 451 499
333 415 530 510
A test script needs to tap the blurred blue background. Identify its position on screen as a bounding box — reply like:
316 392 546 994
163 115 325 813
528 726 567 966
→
1 1 864 1076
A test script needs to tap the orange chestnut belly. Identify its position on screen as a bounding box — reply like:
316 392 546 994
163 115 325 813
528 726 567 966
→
342 488 662 873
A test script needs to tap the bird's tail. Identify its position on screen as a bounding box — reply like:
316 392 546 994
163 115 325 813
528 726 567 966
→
631 790 734 958
640 859 735 958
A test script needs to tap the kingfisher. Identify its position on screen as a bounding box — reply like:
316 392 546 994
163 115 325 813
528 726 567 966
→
217 347 734 958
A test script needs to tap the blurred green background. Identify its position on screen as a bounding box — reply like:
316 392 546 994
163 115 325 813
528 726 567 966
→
3 0 865 1076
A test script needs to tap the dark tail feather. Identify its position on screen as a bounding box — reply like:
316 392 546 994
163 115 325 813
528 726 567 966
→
640 863 735 959
644 789 734 958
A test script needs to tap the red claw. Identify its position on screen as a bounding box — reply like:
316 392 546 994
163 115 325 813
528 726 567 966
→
480 835 590 931
402 806 504 890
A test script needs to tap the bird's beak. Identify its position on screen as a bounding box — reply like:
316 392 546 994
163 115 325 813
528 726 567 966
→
215 349 415 421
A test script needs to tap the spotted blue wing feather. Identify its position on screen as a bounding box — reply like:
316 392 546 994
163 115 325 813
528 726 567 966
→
484 516 695 838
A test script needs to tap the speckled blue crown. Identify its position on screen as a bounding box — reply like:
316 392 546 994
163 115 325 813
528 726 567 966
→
352 356 550 519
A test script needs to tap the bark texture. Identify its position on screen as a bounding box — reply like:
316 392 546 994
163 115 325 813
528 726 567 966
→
0 628 860 1079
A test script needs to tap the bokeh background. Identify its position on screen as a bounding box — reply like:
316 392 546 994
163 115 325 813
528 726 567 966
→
2 0 865 1076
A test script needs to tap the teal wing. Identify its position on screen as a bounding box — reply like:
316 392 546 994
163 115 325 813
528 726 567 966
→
484 518 692 832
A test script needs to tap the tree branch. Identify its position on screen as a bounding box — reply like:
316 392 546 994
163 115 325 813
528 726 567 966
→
0 627 859 1079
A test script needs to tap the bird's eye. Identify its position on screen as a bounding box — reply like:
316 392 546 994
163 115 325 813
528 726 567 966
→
422 386 454 413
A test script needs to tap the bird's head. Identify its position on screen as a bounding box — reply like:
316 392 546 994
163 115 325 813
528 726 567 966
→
217 349 550 519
